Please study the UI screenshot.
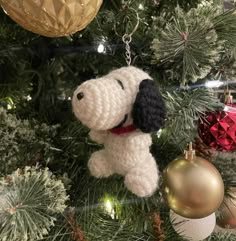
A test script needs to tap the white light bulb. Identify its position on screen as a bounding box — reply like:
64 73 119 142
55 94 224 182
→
7 104 12 110
205 80 223 88
157 129 162 138
224 105 236 113
97 43 105 53
138 4 144 10
104 199 115 219
26 95 32 101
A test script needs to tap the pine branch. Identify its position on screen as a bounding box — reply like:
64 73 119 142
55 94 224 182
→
67 171 164 241
151 4 223 84
163 88 218 141
66 210 88 241
213 8 236 47
0 166 68 241
1 1 236 241
0 54 32 104
151 88 221 169
149 212 165 241
214 151 236 184
207 232 236 241
0 107 59 174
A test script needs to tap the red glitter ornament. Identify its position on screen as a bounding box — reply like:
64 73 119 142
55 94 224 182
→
198 104 236 152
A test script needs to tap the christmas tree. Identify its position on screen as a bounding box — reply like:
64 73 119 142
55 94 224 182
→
1 0 236 240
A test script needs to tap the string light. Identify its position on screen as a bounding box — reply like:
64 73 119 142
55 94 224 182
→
102 194 122 219
138 3 144 10
205 80 223 88
224 105 236 113
97 43 105 53
103 197 115 219
5 97 15 110
7 104 13 110
26 95 32 101
157 129 163 138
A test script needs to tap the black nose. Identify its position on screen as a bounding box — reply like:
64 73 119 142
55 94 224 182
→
77 92 84 100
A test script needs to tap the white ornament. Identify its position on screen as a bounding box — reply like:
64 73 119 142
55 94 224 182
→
170 210 216 241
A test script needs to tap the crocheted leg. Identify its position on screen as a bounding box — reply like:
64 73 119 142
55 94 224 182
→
124 162 159 197
88 150 114 178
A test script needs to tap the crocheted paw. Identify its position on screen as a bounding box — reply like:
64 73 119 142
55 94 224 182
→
89 130 108 144
88 150 114 178
124 167 159 197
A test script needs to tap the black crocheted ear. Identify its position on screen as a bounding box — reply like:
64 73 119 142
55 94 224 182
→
132 79 166 133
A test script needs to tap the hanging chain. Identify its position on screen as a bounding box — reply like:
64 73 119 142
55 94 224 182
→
122 34 132 66
119 8 139 66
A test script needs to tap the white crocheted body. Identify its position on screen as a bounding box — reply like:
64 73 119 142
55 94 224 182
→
88 130 159 197
72 66 162 197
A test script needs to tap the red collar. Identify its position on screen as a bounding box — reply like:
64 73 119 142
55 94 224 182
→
110 124 137 135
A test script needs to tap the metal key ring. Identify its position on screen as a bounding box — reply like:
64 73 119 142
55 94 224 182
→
114 7 140 38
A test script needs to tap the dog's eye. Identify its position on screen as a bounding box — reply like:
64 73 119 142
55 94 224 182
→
116 79 124 90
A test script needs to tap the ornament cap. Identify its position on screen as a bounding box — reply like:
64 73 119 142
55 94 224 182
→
224 90 233 104
184 142 196 161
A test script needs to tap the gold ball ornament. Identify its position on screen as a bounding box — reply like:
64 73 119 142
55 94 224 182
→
162 143 224 219
0 0 103 37
217 187 236 228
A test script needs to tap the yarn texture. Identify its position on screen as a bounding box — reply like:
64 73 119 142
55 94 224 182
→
72 66 166 197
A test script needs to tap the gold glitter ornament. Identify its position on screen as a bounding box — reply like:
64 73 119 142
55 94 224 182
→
217 187 236 229
0 0 103 37
162 143 224 219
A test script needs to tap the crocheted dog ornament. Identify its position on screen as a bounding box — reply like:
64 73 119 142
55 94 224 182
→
72 66 166 197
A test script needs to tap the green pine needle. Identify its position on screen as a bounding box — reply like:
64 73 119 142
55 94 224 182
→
213 8 236 47
0 166 68 241
207 232 236 241
151 4 223 84
163 88 218 140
